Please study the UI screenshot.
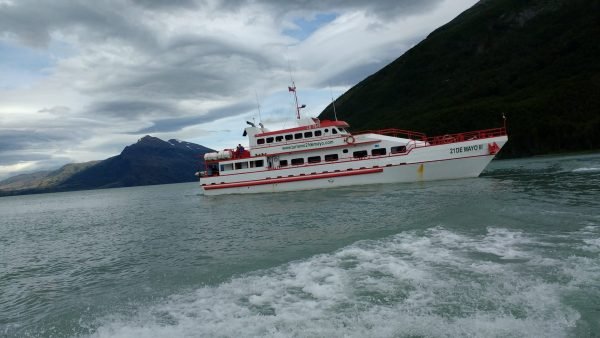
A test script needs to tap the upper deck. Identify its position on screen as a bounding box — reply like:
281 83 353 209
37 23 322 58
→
239 118 352 157
203 116 507 166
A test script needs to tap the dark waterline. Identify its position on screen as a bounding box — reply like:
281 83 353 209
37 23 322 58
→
1 153 599 337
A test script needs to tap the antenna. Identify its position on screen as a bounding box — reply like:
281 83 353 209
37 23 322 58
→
329 85 338 121
287 64 305 120
254 90 263 125
289 81 301 120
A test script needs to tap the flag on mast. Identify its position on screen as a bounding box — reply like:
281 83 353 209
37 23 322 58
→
288 86 296 92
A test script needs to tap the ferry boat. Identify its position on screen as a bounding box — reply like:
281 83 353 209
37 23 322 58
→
198 86 507 195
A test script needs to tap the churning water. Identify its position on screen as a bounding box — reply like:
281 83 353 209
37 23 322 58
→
1 154 599 337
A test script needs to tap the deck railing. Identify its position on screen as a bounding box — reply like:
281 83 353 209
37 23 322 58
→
357 127 507 146
424 127 507 146
354 128 428 141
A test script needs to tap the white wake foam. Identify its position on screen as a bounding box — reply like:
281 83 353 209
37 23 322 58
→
91 227 597 337
572 167 600 173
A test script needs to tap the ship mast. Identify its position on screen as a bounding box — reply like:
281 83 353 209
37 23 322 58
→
289 81 302 120
330 86 338 121
287 65 305 120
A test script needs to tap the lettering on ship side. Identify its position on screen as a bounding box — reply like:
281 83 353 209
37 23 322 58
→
281 140 335 151
450 144 484 154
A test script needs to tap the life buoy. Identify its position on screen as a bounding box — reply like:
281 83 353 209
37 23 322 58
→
345 135 356 144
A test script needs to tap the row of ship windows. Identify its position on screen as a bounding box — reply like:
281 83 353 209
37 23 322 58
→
219 145 408 172
256 128 346 145
279 146 406 167
220 159 264 172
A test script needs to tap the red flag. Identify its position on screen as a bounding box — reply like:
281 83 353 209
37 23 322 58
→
288 86 296 92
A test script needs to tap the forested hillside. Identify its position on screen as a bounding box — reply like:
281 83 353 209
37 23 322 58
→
320 0 600 156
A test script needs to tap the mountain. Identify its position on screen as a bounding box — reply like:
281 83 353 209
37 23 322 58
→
56 136 213 190
0 136 213 196
0 171 51 191
0 162 99 193
319 0 600 157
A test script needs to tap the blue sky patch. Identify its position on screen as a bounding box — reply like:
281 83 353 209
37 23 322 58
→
0 41 52 89
283 13 337 41
0 40 73 89
0 41 53 72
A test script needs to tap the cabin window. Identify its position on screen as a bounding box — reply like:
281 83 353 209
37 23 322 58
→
315 130 322 136
371 148 386 156
235 162 249 170
285 134 293 141
391 146 407 154
257 138 265 145
304 131 313 138
353 150 368 158
332 129 338 134
279 160 288 167
308 156 321 164
250 160 264 168
343 149 348 154
220 163 234 171
338 128 344 133
291 158 304 165
275 136 284 142
324 129 329 133
266 137 274 143
325 154 339 161
294 133 303 139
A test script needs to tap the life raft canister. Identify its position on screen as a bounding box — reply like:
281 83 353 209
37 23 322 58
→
345 135 356 144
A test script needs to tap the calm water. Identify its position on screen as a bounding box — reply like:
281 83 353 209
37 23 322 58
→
1 154 599 337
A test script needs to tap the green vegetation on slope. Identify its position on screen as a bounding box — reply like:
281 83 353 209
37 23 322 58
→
0 162 99 193
320 0 600 156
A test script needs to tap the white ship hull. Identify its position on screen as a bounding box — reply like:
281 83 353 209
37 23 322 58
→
200 135 507 196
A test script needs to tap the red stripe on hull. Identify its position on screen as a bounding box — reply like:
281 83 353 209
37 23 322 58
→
203 167 383 190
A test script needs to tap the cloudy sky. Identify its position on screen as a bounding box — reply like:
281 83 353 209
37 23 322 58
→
0 0 478 179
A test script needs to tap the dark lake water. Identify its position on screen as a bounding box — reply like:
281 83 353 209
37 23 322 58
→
1 153 599 337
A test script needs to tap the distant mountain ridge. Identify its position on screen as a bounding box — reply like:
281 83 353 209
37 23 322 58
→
319 0 600 156
0 136 213 196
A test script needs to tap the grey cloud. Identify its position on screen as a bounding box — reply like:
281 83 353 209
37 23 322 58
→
99 67 234 101
319 36 424 87
220 0 443 19
129 0 198 10
0 1 156 48
0 129 83 152
0 129 84 167
0 130 56 152
0 152 54 165
38 106 71 114
87 100 182 118
1 0 443 48
131 101 255 134
320 61 390 87
83 37 273 100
